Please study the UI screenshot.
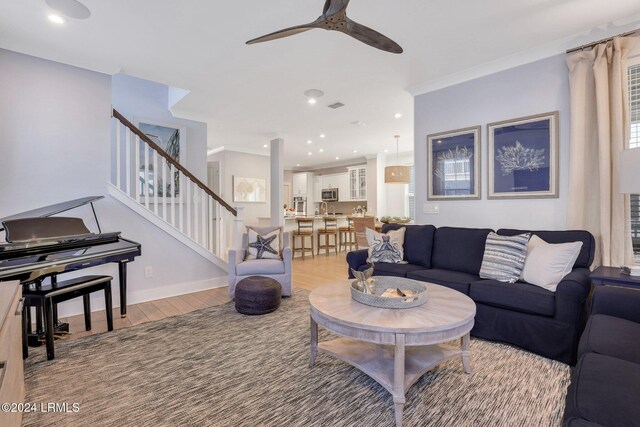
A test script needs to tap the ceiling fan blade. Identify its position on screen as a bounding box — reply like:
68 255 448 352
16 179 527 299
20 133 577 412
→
344 18 403 54
325 0 350 15
246 20 322 45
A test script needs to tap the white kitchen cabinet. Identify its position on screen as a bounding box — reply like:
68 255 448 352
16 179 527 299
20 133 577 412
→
292 173 308 196
314 175 322 201
347 166 367 201
337 173 350 202
322 174 340 189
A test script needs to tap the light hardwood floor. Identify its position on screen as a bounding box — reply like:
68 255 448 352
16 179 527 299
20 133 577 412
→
56 253 350 341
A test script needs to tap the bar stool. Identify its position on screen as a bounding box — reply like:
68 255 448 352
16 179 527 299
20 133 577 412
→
292 218 315 259
352 216 376 249
317 217 339 255
338 217 356 252
23 275 114 360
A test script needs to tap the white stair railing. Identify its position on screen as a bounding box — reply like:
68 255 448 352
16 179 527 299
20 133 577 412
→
111 108 241 261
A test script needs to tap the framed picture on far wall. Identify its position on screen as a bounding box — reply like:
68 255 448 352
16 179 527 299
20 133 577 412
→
233 176 267 203
487 111 559 199
427 126 481 200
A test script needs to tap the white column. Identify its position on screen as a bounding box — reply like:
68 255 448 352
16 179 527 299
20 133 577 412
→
234 206 245 250
376 152 386 217
270 138 285 227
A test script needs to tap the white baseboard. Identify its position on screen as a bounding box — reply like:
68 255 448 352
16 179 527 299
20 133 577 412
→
55 276 228 318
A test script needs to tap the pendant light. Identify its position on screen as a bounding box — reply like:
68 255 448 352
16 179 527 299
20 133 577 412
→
384 135 410 184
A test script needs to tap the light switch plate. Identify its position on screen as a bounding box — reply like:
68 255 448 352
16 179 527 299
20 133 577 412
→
423 203 440 214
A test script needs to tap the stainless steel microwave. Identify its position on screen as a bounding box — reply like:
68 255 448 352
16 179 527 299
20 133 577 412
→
321 188 338 202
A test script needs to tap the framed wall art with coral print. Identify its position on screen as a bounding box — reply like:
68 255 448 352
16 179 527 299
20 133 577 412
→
427 126 481 200
487 112 559 199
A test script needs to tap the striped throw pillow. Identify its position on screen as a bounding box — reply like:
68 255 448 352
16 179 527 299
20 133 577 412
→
479 232 531 283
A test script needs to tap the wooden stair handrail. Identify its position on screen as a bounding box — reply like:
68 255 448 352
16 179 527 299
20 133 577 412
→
112 108 237 216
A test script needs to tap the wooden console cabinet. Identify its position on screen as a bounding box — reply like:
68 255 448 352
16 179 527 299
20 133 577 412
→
0 281 25 427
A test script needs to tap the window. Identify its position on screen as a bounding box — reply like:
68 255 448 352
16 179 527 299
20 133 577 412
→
407 165 415 220
628 61 640 256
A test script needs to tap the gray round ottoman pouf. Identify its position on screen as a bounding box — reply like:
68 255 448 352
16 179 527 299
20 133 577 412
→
235 276 282 315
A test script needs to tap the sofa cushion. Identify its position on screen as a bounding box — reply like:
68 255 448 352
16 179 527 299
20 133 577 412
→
245 227 282 260
497 229 595 269
381 224 436 268
236 259 285 276
366 227 405 263
564 353 640 427
359 262 425 278
431 227 493 275
520 235 583 292
479 232 530 283
578 314 640 364
407 269 479 294
469 280 555 317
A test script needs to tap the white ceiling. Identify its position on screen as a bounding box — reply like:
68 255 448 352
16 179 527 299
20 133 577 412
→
1 0 640 169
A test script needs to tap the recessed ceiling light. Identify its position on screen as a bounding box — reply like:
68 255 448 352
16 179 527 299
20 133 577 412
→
263 144 268 148
307 152 312 156
48 14 66 24
353 150 358 153
394 113 403 119
304 89 323 105
296 163 300 167
46 0 91 19
307 140 312 144
319 134 326 138
384 149 389 153
319 149 324 153
335 156 340 160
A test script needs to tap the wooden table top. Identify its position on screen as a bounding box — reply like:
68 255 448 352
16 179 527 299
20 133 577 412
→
309 280 476 334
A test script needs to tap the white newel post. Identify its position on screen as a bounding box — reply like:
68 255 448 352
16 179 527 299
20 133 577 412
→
234 206 245 250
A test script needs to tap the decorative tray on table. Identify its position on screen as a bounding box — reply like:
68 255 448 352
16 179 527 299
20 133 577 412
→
350 276 428 309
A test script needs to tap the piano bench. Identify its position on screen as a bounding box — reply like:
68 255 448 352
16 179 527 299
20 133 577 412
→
23 275 114 360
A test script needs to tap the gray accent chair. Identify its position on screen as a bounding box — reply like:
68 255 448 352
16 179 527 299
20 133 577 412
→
228 227 292 298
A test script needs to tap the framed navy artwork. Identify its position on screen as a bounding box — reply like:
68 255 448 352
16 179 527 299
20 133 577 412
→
487 112 559 199
427 126 481 200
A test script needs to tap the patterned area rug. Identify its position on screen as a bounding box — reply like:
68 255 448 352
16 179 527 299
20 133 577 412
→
24 289 570 427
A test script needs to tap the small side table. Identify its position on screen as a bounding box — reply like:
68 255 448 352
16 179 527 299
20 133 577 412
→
590 266 640 289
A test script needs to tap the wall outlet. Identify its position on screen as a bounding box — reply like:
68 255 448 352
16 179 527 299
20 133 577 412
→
423 203 440 214
144 266 153 278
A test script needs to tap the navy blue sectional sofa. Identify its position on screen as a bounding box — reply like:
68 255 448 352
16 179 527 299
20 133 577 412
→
563 286 640 426
346 224 596 364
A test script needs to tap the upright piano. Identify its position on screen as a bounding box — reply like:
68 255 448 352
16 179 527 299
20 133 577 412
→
0 197 141 325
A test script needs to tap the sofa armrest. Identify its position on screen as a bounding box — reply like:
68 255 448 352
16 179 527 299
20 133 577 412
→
282 246 292 271
228 248 246 269
591 285 640 323
346 249 369 278
554 268 591 324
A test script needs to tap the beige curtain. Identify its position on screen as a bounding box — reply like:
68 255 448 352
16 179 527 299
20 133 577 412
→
566 36 638 267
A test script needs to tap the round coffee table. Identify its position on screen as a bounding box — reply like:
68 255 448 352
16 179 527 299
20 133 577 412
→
309 280 476 427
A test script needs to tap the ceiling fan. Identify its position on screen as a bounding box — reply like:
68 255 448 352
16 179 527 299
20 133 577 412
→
246 0 403 54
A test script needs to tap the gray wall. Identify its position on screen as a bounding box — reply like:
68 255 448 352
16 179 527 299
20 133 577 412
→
414 54 570 229
111 73 208 182
209 150 271 227
0 49 226 316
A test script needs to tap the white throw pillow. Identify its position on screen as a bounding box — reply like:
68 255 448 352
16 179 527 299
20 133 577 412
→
245 228 281 260
521 235 583 292
366 227 406 264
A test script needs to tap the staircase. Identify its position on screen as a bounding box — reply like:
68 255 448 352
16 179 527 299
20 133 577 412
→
109 108 242 271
